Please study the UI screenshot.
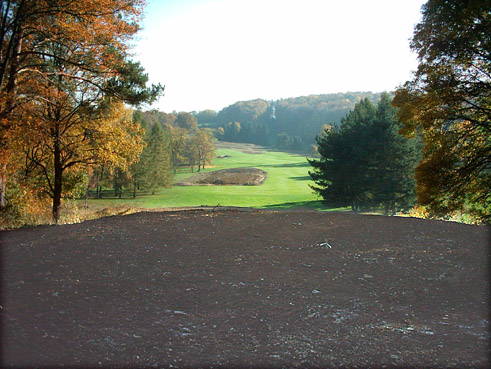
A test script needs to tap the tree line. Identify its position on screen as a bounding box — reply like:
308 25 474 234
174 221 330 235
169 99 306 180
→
0 0 488 225
92 111 215 201
133 110 216 175
193 92 382 150
310 0 490 222
0 1 214 226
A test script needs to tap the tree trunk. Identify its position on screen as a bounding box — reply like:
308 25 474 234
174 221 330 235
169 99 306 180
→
0 162 7 209
52 135 63 223
353 198 359 212
0 29 23 210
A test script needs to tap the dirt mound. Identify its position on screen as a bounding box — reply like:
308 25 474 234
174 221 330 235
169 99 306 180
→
176 167 267 186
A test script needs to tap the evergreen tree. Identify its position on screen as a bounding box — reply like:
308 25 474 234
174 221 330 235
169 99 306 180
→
308 126 357 208
138 124 172 194
309 93 420 213
369 93 421 214
338 98 377 207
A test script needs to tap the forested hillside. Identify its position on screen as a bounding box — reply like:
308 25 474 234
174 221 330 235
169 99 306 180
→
197 92 383 150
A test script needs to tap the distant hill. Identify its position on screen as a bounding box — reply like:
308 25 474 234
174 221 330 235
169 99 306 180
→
196 91 383 149
134 92 385 151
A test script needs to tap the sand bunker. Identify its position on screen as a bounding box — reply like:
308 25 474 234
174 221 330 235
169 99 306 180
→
176 167 267 186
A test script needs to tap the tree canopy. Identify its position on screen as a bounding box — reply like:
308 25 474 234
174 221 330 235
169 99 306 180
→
0 0 163 223
132 110 216 174
207 92 382 149
392 0 490 221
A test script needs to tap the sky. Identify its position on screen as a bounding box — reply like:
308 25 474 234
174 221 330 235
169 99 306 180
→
133 0 427 113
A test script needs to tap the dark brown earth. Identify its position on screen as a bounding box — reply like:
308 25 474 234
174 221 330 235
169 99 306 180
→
175 168 267 186
1 209 489 368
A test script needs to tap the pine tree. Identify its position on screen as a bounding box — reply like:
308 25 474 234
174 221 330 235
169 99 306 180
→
309 93 420 213
369 93 421 214
309 99 377 210
308 126 357 208
139 124 172 194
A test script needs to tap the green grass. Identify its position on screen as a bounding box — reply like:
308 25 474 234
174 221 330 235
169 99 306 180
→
81 146 344 211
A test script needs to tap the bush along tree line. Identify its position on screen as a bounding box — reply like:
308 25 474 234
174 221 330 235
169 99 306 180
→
308 93 422 215
0 1 214 226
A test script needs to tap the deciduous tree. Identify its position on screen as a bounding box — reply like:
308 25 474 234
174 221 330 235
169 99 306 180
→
165 124 188 173
185 128 215 172
175 112 198 131
17 97 144 221
0 0 161 210
393 0 490 221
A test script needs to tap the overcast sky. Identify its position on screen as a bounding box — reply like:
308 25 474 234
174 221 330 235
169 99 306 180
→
133 0 426 113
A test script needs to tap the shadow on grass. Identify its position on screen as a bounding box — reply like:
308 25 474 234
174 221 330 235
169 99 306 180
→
260 161 310 169
262 201 351 212
289 175 312 181
87 189 156 200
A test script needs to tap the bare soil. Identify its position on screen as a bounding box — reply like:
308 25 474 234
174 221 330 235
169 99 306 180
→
175 168 267 186
1 209 489 368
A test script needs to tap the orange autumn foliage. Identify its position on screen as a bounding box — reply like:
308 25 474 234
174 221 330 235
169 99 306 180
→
0 0 146 209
